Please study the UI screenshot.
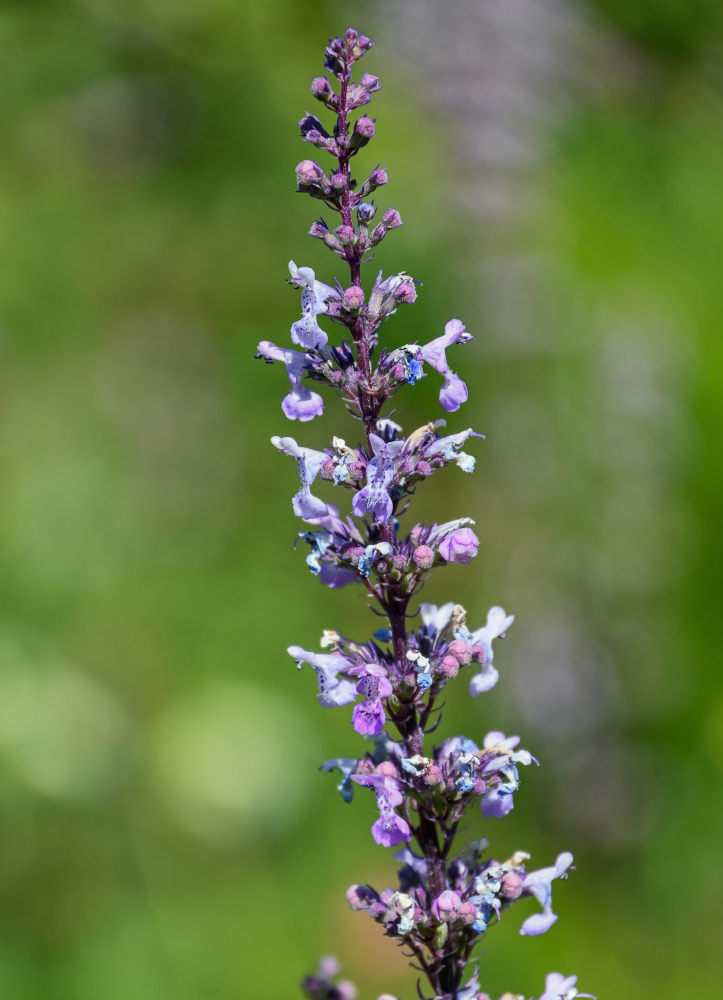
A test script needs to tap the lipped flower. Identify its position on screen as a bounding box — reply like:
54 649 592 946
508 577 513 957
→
256 340 324 421
351 663 393 735
479 731 536 818
272 435 329 519
537 972 595 1000
419 319 473 412
287 645 357 707
519 852 574 936
351 770 411 848
467 606 515 696
288 260 336 350
352 434 404 521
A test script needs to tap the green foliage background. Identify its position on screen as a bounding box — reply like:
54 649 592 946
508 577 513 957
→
0 1 720 998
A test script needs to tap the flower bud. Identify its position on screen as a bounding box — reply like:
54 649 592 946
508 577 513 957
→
415 460 432 477
337 982 357 1000
392 553 408 570
335 225 355 244
309 76 339 111
460 901 478 925
413 545 434 570
357 201 376 224
376 760 398 777
343 286 365 310
432 889 463 922
447 639 472 665
330 172 345 190
350 115 375 152
438 654 459 679
382 207 402 228
360 72 381 92
395 281 417 304
439 527 479 565
500 871 524 900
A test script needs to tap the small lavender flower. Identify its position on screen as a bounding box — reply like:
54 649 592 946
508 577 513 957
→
260 27 590 1000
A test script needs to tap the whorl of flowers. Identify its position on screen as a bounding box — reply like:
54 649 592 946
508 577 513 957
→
259 27 594 1000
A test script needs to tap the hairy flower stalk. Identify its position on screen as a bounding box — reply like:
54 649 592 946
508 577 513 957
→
259 28 594 1000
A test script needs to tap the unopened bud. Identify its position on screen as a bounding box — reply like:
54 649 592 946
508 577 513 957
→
395 281 417 304
447 639 472 665
357 201 376 224
350 115 375 152
413 545 434 570
382 207 402 228
343 286 365 310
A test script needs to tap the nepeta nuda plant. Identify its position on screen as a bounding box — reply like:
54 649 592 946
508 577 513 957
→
258 28 594 1000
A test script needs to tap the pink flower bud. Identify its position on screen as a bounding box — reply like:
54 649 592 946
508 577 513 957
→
501 872 524 900
330 172 345 189
354 115 376 139
382 207 402 228
413 545 434 569
369 167 388 187
336 225 355 243
343 286 365 310
447 639 472 665
395 281 417 304
415 461 432 477
376 760 397 777
432 889 463 922
392 553 408 570
438 655 459 678
296 159 323 185
460 901 478 924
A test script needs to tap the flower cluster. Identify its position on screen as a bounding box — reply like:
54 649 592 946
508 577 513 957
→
263 27 593 1000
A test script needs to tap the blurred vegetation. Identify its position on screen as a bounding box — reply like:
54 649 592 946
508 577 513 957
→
0 1 720 998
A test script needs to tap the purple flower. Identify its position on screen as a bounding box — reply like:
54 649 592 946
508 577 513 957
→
439 527 479 565
352 434 404 522
351 771 411 848
538 973 595 1000
271 435 329 519
439 371 469 413
288 260 335 350
468 606 514 696
519 852 574 936
422 427 483 468
480 788 515 819
419 319 473 412
287 645 357 707
351 664 393 735
256 340 324 421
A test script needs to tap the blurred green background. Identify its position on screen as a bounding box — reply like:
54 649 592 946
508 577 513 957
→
0 1 721 998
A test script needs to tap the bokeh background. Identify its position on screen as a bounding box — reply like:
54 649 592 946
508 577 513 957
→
0 1 721 997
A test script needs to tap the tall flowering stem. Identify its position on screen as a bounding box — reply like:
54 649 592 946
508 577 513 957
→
259 28 594 1000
